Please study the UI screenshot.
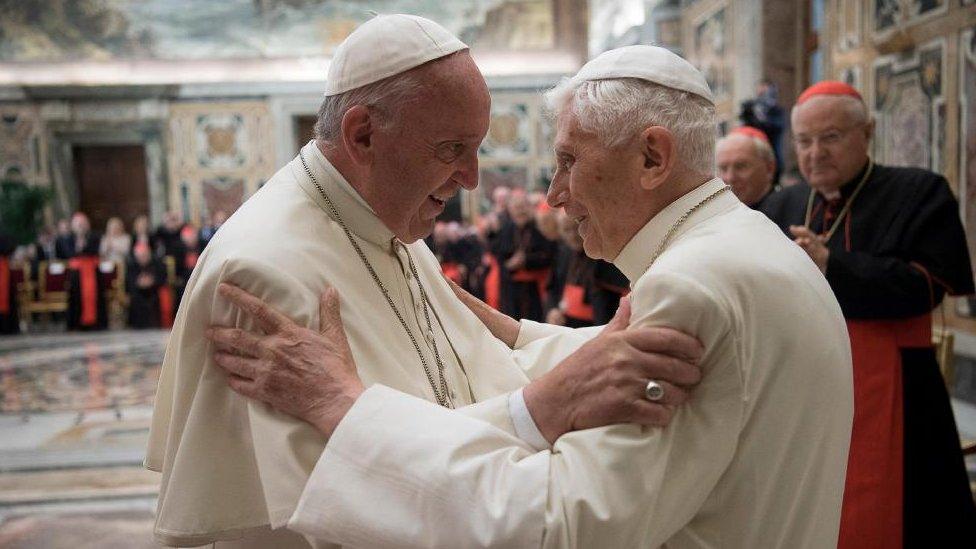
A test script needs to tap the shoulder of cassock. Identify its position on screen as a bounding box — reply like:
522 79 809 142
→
146 155 527 546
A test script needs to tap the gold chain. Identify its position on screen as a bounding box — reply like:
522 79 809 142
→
648 185 731 266
300 152 453 408
803 159 874 243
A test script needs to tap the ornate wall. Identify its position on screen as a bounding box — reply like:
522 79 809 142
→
822 0 976 322
683 0 736 127
0 104 43 184
475 91 557 215
959 24 976 317
166 102 275 224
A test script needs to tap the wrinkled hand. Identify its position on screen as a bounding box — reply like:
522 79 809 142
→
444 275 520 347
524 297 704 444
207 283 363 438
789 225 829 273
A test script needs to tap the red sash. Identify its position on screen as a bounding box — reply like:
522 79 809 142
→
485 254 501 310
838 314 930 549
185 252 199 270
68 256 100 326
0 257 9 315
562 283 594 321
158 286 174 328
440 262 463 284
512 268 550 300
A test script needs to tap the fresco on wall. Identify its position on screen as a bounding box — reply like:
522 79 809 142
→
873 40 944 171
168 102 274 224
196 114 247 170
0 106 38 182
959 26 976 316
480 102 532 159
838 0 862 51
0 0 556 62
692 7 730 100
202 177 246 220
874 0 946 34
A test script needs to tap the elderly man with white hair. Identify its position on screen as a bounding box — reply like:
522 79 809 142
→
716 126 778 209
148 15 705 549
762 81 975 548
210 45 854 548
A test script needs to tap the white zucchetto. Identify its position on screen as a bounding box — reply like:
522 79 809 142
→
323 14 468 97
573 45 714 105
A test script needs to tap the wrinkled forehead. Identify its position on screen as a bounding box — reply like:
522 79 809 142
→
553 109 599 150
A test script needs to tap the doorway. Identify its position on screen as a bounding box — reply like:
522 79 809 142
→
72 145 150 232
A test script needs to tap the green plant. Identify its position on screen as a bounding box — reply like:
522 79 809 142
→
0 179 52 245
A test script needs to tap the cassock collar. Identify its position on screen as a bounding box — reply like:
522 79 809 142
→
297 140 396 248
613 177 732 283
827 160 872 200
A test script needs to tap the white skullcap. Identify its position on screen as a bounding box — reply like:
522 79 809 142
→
573 45 714 105
323 14 468 97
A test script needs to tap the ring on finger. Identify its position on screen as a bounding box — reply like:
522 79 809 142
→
644 380 665 402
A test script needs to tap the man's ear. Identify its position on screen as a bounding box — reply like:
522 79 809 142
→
341 105 375 166
864 117 876 142
638 126 676 191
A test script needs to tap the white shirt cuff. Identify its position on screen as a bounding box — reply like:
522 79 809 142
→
507 387 551 451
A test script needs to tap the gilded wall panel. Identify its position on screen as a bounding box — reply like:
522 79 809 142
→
959 25 976 315
872 39 945 171
838 0 863 51
472 90 557 215
167 101 274 223
0 105 41 183
480 102 533 159
873 0 948 37
692 5 731 101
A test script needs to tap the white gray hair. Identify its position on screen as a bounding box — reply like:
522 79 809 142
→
716 133 776 165
790 94 869 126
544 77 717 174
314 71 426 144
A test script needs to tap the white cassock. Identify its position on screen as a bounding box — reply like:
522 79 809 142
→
286 178 855 548
145 141 545 548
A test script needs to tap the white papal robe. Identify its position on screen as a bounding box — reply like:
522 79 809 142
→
145 141 544 547
287 178 855 548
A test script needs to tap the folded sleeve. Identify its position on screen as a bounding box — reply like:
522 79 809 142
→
289 270 744 548
511 320 601 380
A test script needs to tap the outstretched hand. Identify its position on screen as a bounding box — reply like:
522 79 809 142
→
207 283 363 437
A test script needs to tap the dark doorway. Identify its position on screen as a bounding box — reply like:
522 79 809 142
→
72 145 149 232
295 115 317 152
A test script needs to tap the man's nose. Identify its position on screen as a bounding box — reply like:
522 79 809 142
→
547 176 568 208
457 151 480 190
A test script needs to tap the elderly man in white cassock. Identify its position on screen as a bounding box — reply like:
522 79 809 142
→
209 45 855 548
147 15 706 549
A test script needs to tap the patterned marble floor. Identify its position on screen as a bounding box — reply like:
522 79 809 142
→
0 331 168 415
0 331 168 547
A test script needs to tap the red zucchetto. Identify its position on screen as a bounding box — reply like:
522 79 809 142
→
796 81 863 105
730 126 770 144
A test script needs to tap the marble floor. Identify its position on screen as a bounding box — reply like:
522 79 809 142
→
0 330 167 548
